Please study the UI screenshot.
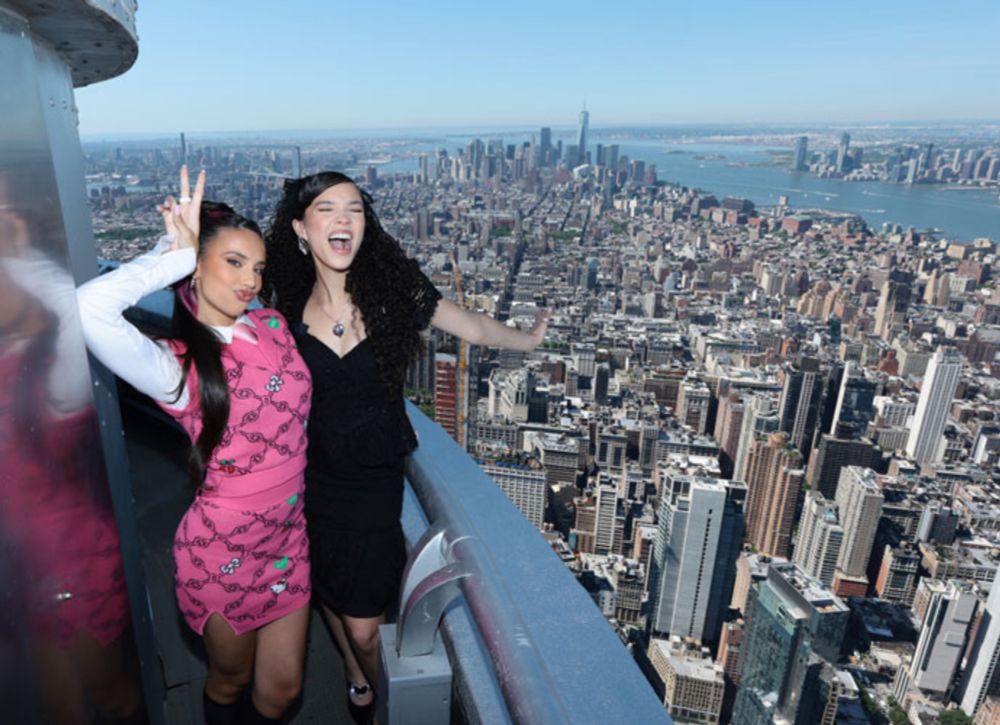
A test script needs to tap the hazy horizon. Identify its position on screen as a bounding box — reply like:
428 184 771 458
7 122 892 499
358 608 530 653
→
79 119 1000 145
75 0 1000 136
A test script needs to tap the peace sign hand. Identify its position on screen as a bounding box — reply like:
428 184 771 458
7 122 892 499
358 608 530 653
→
157 165 205 253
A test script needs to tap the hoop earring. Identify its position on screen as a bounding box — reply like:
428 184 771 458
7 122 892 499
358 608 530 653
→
297 237 310 256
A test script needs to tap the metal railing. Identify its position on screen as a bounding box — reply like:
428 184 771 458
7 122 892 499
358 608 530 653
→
395 403 669 724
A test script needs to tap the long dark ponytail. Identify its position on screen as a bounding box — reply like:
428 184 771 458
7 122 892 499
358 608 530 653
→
171 202 263 486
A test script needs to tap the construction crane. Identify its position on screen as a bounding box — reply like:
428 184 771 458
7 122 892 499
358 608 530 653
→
449 250 469 449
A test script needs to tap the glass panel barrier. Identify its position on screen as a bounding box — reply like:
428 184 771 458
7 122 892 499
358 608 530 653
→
0 5 150 723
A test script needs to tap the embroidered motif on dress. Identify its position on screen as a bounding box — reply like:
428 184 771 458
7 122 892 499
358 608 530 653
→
162 309 313 634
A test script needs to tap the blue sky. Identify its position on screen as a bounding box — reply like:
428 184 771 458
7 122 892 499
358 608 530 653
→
76 0 1000 136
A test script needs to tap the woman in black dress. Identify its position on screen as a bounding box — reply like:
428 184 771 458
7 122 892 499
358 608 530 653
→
263 172 548 718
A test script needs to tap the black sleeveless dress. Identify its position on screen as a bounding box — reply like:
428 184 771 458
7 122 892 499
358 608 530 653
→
293 275 440 618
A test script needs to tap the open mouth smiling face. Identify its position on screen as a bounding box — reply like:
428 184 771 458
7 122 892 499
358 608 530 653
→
294 182 366 272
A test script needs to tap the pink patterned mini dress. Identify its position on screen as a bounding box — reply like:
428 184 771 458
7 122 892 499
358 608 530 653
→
161 309 312 635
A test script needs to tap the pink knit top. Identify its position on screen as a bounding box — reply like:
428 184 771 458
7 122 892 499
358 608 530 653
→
163 308 311 502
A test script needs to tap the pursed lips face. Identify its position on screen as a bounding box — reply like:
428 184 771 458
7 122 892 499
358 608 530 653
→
293 182 366 271
193 228 266 327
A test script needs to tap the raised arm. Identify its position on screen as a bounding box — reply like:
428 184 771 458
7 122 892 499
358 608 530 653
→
430 298 549 352
77 166 205 406
76 240 195 404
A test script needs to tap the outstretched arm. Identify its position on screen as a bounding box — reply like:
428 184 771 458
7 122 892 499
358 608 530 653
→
430 298 549 352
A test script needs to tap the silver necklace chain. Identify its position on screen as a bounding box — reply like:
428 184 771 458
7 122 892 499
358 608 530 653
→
319 286 354 337
315 298 353 338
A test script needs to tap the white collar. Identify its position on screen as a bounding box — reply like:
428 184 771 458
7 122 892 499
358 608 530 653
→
209 313 256 344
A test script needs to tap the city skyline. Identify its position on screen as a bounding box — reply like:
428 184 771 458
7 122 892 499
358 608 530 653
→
75 0 1000 135
15 3 1000 723
71 105 1000 724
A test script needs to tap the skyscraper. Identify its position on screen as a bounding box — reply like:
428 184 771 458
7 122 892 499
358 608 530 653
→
405 328 436 392
916 502 960 545
678 376 711 434
418 152 429 184
874 280 911 341
732 395 781 482
792 136 808 171
639 421 661 476
434 353 458 440
960 564 1000 716
917 142 934 176
743 432 804 558
905 348 963 465
714 392 746 479
594 363 610 406
732 562 849 725
577 106 589 166
650 476 746 647
899 580 976 701
607 144 620 173
793 491 843 587
829 362 877 439
805 434 875 499
835 132 850 174
834 467 883 580
572 494 597 554
874 543 921 604
594 483 624 556
540 126 552 167
585 258 598 291
778 356 824 463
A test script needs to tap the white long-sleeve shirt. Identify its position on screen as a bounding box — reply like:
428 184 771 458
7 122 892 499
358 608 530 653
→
77 238 197 409
3 250 92 415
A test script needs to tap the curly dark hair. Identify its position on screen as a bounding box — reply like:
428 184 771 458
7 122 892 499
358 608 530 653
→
262 172 431 396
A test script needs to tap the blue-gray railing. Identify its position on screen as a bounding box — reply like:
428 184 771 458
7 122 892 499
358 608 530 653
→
401 402 669 724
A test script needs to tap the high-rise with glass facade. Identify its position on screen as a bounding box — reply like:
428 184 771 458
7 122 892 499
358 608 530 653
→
732 562 849 725
576 107 589 166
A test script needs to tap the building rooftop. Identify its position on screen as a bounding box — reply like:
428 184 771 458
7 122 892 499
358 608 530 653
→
771 562 850 615
650 637 725 684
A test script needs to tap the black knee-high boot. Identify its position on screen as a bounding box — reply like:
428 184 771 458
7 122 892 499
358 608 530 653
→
239 697 282 724
203 691 240 725
240 697 284 725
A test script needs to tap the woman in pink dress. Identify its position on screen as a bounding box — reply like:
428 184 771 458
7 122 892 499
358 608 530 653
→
77 168 312 724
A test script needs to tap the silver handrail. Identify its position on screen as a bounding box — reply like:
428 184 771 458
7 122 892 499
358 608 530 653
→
404 437 572 724
403 402 670 724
